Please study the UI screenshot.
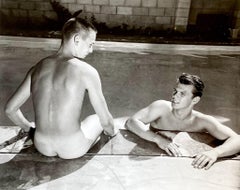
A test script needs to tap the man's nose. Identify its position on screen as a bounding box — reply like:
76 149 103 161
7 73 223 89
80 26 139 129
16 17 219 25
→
173 92 180 99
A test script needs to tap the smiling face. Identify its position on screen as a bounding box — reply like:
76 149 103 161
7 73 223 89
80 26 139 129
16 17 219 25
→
171 83 199 110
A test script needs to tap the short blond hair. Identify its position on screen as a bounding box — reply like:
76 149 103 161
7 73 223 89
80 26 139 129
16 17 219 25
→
62 18 97 42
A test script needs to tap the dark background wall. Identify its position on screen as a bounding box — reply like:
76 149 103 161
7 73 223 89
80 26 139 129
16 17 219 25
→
0 0 240 39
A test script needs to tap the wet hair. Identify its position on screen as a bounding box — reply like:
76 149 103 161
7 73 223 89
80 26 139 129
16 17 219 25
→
62 17 97 42
178 73 205 98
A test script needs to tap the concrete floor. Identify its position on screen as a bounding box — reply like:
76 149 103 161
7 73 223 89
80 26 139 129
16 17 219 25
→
0 36 240 190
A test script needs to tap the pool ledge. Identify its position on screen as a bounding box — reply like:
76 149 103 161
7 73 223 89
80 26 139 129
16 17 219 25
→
0 35 240 54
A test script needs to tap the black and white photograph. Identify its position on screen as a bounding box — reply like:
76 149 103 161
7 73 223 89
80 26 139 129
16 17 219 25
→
0 0 240 189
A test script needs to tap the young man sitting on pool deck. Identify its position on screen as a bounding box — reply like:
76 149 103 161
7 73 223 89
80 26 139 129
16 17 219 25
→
5 18 118 159
125 73 240 170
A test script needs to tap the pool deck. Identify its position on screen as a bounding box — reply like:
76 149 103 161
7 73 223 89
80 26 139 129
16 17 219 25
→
0 36 240 190
1 35 240 53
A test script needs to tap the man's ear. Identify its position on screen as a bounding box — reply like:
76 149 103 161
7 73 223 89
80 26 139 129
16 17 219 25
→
74 34 80 44
192 96 200 105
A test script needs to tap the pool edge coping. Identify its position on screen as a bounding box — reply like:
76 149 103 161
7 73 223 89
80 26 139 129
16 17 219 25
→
0 35 240 53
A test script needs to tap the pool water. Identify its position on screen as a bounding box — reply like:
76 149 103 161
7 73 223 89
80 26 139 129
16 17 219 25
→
0 36 240 190
0 36 239 133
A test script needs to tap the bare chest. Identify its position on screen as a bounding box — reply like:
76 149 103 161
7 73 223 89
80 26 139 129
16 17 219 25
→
150 115 199 132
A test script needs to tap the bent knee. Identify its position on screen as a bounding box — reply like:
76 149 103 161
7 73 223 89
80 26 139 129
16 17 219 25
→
125 118 135 130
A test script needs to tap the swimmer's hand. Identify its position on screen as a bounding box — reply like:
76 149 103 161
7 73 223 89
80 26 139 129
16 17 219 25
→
22 122 35 132
192 150 218 170
103 127 119 137
30 122 36 128
164 142 182 157
155 136 182 157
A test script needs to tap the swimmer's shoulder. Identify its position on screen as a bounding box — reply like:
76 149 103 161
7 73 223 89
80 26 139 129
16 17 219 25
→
193 111 214 122
33 55 56 69
149 100 171 112
192 110 221 130
31 55 56 75
69 57 92 66
68 58 99 78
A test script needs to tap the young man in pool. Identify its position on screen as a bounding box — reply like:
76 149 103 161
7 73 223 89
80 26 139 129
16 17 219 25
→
125 73 240 169
5 18 118 159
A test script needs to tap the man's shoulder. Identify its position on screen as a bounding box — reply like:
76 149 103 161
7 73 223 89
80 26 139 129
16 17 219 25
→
150 100 171 111
193 111 219 127
70 58 97 73
151 100 171 107
66 58 99 79
34 55 56 68
194 111 214 120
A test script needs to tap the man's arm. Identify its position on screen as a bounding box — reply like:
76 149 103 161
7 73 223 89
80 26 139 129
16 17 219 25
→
84 68 116 136
125 100 181 156
5 68 35 132
192 115 240 169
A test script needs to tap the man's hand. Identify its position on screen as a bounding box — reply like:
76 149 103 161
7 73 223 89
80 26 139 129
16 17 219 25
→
30 122 36 128
155 136 182 157
163 142 182 157
103 127 118 137
23 122 35 132
192 150 218 170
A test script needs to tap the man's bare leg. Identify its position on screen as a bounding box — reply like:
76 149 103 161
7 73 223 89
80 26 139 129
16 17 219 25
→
81 115 129 141
81 115 129 147
79 115 129 152
114 116 129 130
55 115 102 159
81 114 103 147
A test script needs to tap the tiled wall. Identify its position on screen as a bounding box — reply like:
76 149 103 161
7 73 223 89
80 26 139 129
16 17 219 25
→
0 0 191 32
0 0 239 32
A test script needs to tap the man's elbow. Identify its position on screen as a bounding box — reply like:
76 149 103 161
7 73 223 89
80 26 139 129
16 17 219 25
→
125 117 137 131
4 103 15 117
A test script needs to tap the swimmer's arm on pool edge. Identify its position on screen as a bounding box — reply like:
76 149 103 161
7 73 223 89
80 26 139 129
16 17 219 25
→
125 100 182 156
192 115 240 169
5 67 35 132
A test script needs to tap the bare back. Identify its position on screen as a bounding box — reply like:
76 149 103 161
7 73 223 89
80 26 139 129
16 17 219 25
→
5 20 116 159
31 55 90 136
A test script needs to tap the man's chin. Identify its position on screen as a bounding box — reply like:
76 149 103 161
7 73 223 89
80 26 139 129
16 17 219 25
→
75 54 87 59
171 102 180 109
